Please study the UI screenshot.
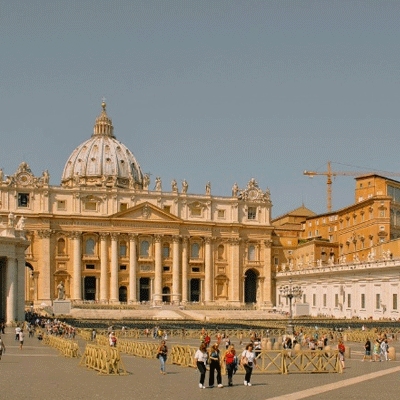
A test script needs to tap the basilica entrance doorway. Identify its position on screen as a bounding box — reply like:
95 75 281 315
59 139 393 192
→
84 276 96 301
244 269 258 303
119 286 127 303
190 279 200 302
139 277 150 302
162 286 170 303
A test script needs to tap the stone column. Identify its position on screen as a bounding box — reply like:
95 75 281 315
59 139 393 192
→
172 236 181 304
230 238 240 303
99 233 109 302
16 248 26 321
38 229 52 302
181 237 189 303
6 257 17 324
153 235 162 304
95 277 100 301
129 234 138 303
263 239 273 307
204 237 213 303
110 233 119 303
71 232 82 301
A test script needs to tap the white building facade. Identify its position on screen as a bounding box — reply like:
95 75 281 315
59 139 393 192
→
276 260 400 320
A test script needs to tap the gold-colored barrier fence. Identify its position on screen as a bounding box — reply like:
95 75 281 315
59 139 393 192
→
79 344 127 375
42 335 80 358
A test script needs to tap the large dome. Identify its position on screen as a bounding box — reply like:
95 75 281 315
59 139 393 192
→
61 102 143 189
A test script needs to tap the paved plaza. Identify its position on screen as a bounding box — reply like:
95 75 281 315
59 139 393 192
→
1 328 400 400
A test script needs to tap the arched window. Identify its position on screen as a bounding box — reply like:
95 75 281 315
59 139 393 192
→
57 238 66 255
85 239 95 255
217 244 224 260
141 240 150 257
120 241 127 257
191 243 200 258
248 245 256 261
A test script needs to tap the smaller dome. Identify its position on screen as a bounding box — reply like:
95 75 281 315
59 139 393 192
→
61 102 143 189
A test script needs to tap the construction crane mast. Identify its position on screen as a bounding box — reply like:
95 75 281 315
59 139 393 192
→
303 161 400 213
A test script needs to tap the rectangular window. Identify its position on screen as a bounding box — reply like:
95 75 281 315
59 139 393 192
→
308 231 312 237
163 205 171 213
85 264 95 270
163 266 170 272
120 244 127 257
57 200 66 210
163 246 170 258
18 193 29 208
274 257 279 265
303 294 306 303
192 267 200 272
313 293 316 307
218 209 225 218
84 201 97 211
376 294 381 309
323 294 327 307
119 265 127 271
348 294 351 308
315 229 319 236
393 294 398 310
120 203 128 212
361 293 366 309
247 207 257 220
335 294 339 308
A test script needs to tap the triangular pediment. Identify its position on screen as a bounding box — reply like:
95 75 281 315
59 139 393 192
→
111 202 182 222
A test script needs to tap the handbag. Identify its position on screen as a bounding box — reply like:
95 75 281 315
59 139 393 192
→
241 356 248 366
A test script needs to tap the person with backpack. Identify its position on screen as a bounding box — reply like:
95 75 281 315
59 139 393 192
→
0 336 5 360
224 344 237 386
338 339 345 369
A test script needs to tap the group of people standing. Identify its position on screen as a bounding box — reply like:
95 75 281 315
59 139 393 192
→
363 335 390 362
194 342 258 388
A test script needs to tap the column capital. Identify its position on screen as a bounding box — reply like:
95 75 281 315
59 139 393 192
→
37 229 53 239
172 235 181 243
263 239 273 248
182 236 190 244
99 232 109 240
110 232 119 240
128 233 138 241
154 234 163 243
70 231 82 239
204 236 213 244
228 237 241 245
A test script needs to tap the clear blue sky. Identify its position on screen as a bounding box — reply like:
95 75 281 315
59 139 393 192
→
1 0 399 217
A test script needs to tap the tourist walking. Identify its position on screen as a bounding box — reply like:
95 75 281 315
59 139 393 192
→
19 330 24 350
157 340 168 375
194 343 208 389
337 340 345 369
380 338 389 361
362 339 371 361
109 331 117 347
0 336 5 360
208 343 223 388
241 343 257 386
224 344 237 386
373 339 381 362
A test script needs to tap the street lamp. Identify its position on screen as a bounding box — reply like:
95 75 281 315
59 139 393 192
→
279 278 303 336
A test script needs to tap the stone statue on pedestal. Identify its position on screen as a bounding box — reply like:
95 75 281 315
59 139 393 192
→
57 281 65 300
181 179 188 194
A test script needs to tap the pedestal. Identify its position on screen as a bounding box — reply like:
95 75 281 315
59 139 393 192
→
53 300 71 315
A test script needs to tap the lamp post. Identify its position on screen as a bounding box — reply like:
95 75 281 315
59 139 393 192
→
279 278 303 336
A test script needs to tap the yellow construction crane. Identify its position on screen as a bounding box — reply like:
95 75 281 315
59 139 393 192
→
303 161 400 213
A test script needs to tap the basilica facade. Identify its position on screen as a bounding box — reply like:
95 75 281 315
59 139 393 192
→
0 102 274 309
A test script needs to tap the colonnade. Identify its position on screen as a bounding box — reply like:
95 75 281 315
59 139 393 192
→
35 231 273 306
